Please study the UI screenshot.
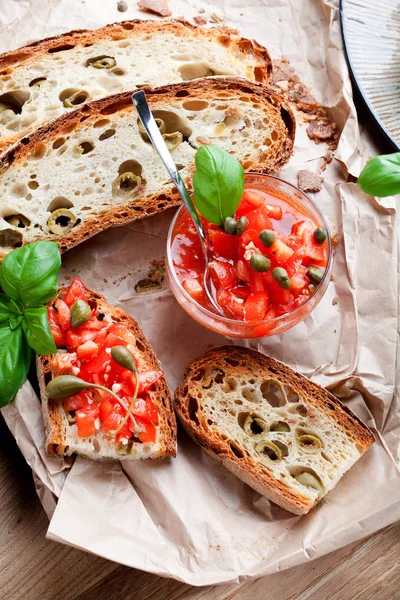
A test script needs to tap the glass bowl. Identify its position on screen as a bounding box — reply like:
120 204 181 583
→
166 173 332 338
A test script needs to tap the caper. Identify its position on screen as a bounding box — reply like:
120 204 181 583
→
112 172 141 198
250 253 270 273
272 267 291 289
46 375 94 399
70 299 91 328
236 216 249 236
63 89 90 108
259 229 276 248
270 421 290 433
243 414 268 437
294 471 324 493
111 345 137 373
163 131 183 151
313 227 327 244
138 118 166 142
47 208 77 235
255 440 282 462
307 266 323 284
224 217 237 235
297 434 322 454
86 55 116 69
5 214 30 228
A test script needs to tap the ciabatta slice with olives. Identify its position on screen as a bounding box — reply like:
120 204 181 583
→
37 284 177 460
0 19 272 153
0 77 295 256
175 346 374 515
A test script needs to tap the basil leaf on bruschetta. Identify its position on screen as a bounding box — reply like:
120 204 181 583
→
0 241 61 406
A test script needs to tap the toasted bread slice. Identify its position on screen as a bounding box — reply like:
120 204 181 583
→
175 346 374 515
0 77 295 257
37 285 177 460
0 19 271 152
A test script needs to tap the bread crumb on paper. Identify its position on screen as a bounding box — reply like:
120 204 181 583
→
298 169 323 193
332 297 338 306
194 15 207 25
307 120 338 144
272 58 339 152
331 233 340 251
137 0 171 17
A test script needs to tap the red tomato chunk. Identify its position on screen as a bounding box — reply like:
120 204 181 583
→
48 278 160 444
172 187 328 322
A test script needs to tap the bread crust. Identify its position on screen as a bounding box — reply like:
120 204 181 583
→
37 285 177 460
0 19 272 82
0 77 295 255
174 346 375 515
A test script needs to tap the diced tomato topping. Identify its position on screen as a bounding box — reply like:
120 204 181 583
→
270 238 294 263
182 278 204 299
99 398 114 423
54 352 77 375
241 190 265 208
217 289 245 318
76 412 96 437
210 260 236 289
55 299 71 331
248 269 266 294
63 278 87 307
245 207 273 232
138 371 163 394
136 417 157 443
244 292 268 321
303 242 326 266
133 396 159 424
234 259 249 282
48 306 66 347
291 220 314 243
208 228 239 260
63 390 91 413
77 340 99 361
265 204 283 220
102 405 124 433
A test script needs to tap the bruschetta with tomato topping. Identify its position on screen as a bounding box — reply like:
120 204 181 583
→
37 278 176 460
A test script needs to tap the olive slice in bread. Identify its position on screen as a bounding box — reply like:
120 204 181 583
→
37 284 177 460
0 19 271 152
0 77 295 257
174 346 374 515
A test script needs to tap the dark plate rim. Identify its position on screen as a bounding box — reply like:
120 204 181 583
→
340 0 400 152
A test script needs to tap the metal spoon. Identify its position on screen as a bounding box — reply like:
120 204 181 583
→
132 90 223 315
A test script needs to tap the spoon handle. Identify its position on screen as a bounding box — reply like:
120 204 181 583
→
132 90 207 246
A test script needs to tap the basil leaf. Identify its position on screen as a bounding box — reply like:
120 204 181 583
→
0 294 11 323
22 307 57 355
193 146 244 226
0 323 31 407
0 241 61 307
358 152 400 197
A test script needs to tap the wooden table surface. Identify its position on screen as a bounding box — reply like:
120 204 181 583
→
1 94 398 600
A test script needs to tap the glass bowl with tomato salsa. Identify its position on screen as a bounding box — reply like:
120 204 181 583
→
167 173 332 338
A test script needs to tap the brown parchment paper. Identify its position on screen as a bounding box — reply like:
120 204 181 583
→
1 0 399 586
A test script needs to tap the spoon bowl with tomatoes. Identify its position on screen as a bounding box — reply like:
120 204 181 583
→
167 173 332 338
